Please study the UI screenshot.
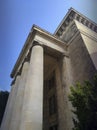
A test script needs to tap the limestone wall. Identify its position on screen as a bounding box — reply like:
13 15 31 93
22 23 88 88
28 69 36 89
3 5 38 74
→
75 20 97 70
68 33 96 84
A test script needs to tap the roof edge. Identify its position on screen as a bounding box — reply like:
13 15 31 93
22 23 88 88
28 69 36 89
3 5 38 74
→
10 25 66 78
54 7 97 37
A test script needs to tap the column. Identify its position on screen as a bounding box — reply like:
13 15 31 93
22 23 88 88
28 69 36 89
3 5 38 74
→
9 61 29 130
19 41 43 130
0 85 14 130
0 75 20 130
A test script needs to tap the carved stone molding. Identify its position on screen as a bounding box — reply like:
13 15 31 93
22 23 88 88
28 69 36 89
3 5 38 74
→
10 71 21 86
32 41 43 47
24 47 32 63
63 23 78 42
55 8 97 38
11 78 16 86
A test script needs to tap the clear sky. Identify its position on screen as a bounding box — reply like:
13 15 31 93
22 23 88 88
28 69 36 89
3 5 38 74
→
0 0 97 91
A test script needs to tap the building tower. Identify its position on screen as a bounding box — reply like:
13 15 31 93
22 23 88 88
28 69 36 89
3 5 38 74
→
1 8 97 130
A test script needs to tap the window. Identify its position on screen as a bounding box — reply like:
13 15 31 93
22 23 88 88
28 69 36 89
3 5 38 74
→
48 75 55 90
49 125 58 130
49 95 57 115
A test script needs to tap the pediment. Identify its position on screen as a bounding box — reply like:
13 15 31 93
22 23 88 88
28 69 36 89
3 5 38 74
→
54 8 97 41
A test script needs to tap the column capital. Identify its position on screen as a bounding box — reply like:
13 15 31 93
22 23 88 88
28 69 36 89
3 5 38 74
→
10 74 20 86
32 41 43 47
26 41 43 62
11 78 16 86
62 52 69 58
17 71 21 76
24 55 30 63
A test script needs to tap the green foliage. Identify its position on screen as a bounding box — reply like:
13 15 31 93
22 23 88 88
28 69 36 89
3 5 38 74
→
69 75 97 130
0 91 9 126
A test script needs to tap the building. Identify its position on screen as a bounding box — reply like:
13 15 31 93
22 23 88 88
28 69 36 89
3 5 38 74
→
1 8 97 130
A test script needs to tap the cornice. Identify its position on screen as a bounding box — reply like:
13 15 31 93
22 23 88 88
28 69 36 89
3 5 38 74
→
54 8 97 38
10 25 67 78
10 29 36 78
80 29 97 43
61 21 78 42
32 25 66 46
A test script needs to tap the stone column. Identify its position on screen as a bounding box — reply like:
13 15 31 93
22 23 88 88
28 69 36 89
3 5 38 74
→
19 41 44 130
9 61 29 130
0 75 20 130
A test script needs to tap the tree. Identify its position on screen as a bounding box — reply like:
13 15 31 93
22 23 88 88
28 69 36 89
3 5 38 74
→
69 75 97 130
0 91 9 126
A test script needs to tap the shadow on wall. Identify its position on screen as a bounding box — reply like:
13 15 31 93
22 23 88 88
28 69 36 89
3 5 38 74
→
91 52 97 69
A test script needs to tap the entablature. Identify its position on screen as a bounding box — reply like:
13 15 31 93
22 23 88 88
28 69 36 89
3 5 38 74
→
10 25 67 78
54 8 97 38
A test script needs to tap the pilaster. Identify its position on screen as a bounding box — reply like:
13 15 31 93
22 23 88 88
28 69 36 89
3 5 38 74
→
61 55 73 130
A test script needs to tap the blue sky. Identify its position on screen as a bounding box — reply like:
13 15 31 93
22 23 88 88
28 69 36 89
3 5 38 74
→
0 0 97 91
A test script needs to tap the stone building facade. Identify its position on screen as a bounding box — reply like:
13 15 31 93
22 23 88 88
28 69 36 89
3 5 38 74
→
1 8 97 130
